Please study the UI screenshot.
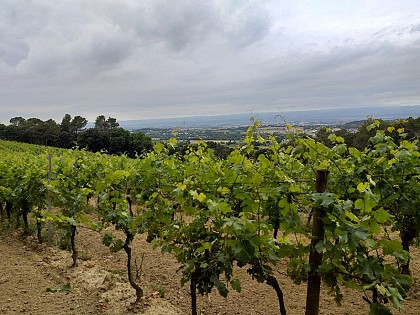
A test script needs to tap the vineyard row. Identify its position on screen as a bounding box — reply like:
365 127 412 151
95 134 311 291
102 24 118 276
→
0 121 419 315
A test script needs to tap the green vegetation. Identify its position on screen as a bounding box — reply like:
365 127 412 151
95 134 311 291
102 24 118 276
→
0 118 419 315
0 114 153 157
315 117 420 149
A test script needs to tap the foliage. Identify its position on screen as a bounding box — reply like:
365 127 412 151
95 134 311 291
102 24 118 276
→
0 114 152 157
0 118 419 314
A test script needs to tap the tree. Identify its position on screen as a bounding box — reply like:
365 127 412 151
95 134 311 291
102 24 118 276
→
9 117 26 126
58 114 88 148
60 114 72 133
94 115 119 132
25 117 43 126
94 115 108 131
0 124 6 138
71 116 88 135
129 132 153 157
108 128 130 155
107 117 119 130
41 119 60 146
77 129 110 152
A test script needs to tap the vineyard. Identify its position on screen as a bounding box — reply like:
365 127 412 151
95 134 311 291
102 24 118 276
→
0 120 419 315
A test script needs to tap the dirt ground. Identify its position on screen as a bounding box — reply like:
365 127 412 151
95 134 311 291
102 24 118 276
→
0 227 419 315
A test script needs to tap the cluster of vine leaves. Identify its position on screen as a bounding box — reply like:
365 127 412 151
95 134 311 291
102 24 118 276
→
0 120 418 315
0 141 55 240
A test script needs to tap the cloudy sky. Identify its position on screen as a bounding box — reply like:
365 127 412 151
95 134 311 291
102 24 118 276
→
0 0 419 123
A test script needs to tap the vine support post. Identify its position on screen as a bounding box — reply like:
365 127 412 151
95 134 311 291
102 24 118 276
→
47 153 54 246
190 276 197 315
305 169 329 315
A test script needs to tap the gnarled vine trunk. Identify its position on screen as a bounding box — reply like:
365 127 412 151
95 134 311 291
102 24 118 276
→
0 202 4 222
123 232 144 304
70 225 78 267
6 201 12 222
36 216 43 244
21 202 30 236
400 227 418 275
190 276 197 315
266 275 287 315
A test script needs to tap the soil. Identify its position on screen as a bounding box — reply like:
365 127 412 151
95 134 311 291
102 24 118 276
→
1 227 419 315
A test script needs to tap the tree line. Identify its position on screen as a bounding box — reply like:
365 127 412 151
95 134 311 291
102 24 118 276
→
1 114 418 159
0 114 152 157
315 117 420 149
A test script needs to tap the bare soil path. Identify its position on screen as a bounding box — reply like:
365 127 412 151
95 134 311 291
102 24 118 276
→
0 234 98 315
0 231 182 315
1 229 419 315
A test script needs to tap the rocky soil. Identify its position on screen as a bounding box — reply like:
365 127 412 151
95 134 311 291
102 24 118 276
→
1 227 419 315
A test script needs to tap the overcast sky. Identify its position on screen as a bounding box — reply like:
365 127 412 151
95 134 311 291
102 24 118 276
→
1 0 419 123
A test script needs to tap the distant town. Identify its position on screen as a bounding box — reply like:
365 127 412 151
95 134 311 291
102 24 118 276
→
120 105 419 142
136 120 363 142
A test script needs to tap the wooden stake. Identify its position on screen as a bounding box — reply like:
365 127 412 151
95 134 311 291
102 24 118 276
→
305 169 329 315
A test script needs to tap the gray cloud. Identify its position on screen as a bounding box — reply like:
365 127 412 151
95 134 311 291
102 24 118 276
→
0 0 419 123
410 23 420 33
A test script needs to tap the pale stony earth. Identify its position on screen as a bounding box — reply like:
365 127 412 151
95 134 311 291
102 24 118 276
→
0 227 419 315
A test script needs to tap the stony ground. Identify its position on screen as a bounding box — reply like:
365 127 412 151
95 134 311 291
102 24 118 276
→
0 227 419 315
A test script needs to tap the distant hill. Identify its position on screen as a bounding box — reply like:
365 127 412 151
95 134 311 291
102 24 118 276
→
119 105 420 130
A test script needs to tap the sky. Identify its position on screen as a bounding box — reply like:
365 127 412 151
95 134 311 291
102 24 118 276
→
0 0 420 124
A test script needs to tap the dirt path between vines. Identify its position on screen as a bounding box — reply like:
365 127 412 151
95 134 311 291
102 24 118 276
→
0 232 181 315
0 234 98 315
1 229 419 315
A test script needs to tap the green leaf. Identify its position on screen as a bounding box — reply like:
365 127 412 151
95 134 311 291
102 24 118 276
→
369 303 392 315
355 199 364 210
364 190 379 212
370 132 385 145
154 143 165 154
257 134 266 144
219 202 233 215
328 133 337 143
332 144 347 155
289 183 301 193
372 208 392 224
376 284 387 296
369 221 381 234
190 190 206 203
388 287 403 309
315 241 324 254
217 186 230 196
230 279 241 293
196 193 206 202
357 182 369 193
214 277 229 297
201 242 212 251
168 138 177 147
381 240 403 257
319 193 336 207
252 173 264 186
61 283 72 293
354 228 368 241
102 233 113 247
110 239 124 253
345 210 360 223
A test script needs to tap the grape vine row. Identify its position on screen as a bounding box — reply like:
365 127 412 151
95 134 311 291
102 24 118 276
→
0 121 418 315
